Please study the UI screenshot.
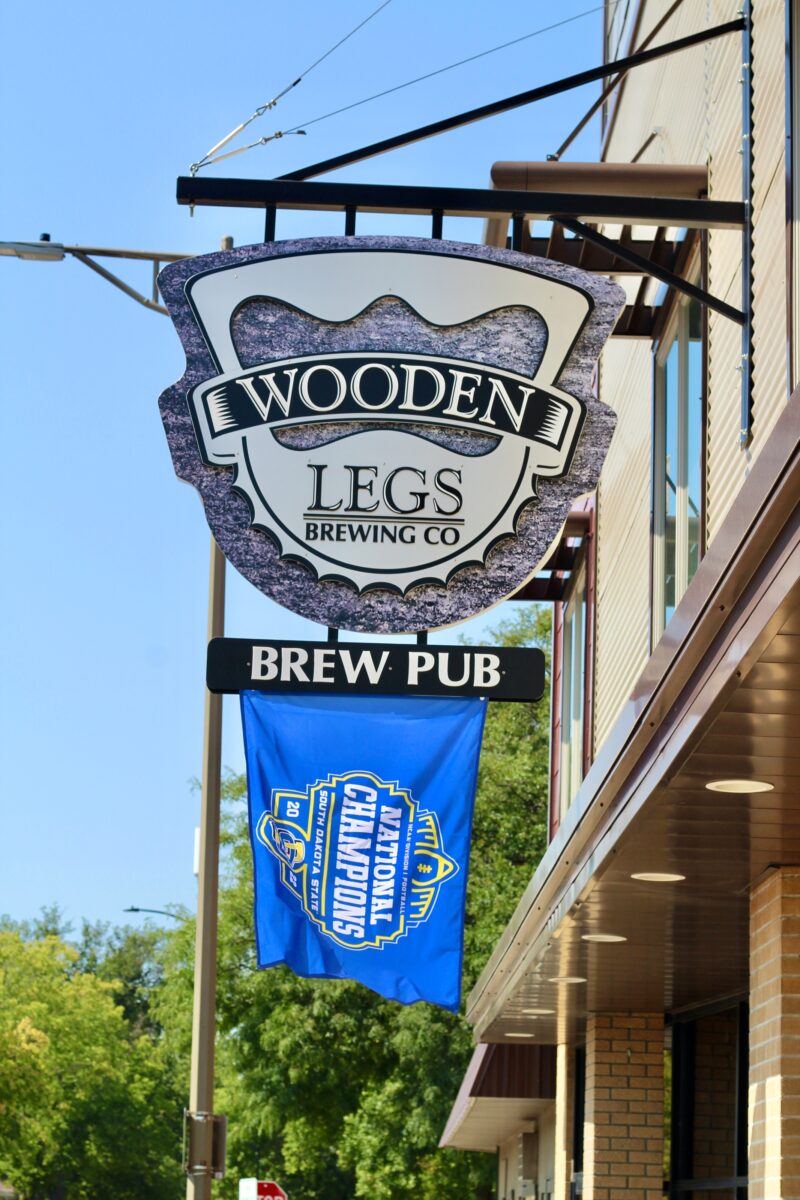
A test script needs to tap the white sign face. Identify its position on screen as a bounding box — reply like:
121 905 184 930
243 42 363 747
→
159 238 624 632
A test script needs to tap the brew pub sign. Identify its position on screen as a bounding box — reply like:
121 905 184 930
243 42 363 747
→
159 236 623 632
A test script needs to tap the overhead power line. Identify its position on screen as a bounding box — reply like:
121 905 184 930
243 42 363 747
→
190 0 393 175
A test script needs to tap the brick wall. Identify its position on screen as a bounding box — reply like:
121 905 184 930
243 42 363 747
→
749 869 800 1199
582 1013 664 1200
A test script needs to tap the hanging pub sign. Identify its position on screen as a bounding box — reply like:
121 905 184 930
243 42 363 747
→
208 637 545 701
158 237 624 633
241 691 487 1010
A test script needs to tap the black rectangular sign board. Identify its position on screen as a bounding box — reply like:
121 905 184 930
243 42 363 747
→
207 638 545 702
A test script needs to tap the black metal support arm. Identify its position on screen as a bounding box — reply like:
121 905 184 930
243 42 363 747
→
176 175 745 231
276 18 744 183
552 217 747 325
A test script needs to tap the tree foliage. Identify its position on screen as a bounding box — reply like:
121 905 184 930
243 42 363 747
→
2 606 550 1200
156 604 551 1200
0 921 183 1199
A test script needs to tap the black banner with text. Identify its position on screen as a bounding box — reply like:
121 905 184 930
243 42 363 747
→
207 638 545 702
200 352 578 450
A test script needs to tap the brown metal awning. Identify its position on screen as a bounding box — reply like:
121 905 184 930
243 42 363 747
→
484 161 710 337
465 387 800 1046
512 510 590 603
439 1043 556 1153
490 160 708 200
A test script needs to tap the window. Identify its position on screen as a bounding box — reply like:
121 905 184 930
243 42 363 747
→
652 294 704 643
669 1003 748 1198
605 0 637 63
549 506 596 841
603 0 639 130
558 558 587 823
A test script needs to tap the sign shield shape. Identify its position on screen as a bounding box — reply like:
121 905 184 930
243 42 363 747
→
158 237 624 631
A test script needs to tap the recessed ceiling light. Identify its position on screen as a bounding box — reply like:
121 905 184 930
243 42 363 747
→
506 1032 535 1038
581 933 627 943
548 976 586 984
522 1008 555 1015
631 872 686 883
706 779 773 793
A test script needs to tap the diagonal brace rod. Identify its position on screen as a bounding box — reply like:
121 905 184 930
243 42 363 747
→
550 0 685 161
552 217 746 325
70 250 168 315
279 18 745 182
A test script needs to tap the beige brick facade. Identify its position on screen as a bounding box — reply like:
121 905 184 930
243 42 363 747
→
582 1013 664 1200
749 869 800 1199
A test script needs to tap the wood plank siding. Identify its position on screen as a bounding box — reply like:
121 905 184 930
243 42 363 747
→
592 0 787 750
750 0 789 457
594 340 653 749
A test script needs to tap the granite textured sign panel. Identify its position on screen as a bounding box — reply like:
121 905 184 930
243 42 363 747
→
158 237 624 633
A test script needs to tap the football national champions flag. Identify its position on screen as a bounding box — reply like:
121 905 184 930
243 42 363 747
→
240 692 488 1011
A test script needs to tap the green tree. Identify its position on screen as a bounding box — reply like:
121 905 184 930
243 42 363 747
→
157 604 551 1200
338 605 551 1200
0 929 183 1200
75 919 178 1036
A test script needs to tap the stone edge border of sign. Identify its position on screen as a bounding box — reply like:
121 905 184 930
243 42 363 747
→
158 236 625 634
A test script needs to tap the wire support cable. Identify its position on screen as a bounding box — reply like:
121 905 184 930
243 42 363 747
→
281 2 617 137
190 0 393 175
277 15 743 182
192 1 617 174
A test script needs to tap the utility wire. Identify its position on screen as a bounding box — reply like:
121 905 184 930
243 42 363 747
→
193 1 615 174
190 0 393 175
284 2 615 137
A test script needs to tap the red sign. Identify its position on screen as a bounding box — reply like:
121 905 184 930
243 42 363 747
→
257 1184 287 1200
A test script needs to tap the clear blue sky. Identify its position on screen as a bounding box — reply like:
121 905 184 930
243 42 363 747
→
1 0 606 930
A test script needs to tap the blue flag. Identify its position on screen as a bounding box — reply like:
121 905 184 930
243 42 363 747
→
240 692 487 1011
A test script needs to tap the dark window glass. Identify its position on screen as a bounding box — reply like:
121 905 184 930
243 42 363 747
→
572 1044 586 1198
670 1004 747 1197
655 291 705 642
663 338 679 627
686 299 703 587
690 1009 738 1181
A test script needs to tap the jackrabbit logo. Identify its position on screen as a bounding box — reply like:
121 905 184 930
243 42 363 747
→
158 238 624 632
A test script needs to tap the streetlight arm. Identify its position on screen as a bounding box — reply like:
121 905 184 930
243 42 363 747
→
0 238 193 314
70 251 168 314
124 906 183 921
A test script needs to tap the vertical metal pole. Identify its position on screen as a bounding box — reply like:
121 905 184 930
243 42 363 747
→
186 537 226 1200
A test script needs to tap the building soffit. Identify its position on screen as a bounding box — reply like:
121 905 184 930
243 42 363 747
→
466 386 800 1045
483 161 718 337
